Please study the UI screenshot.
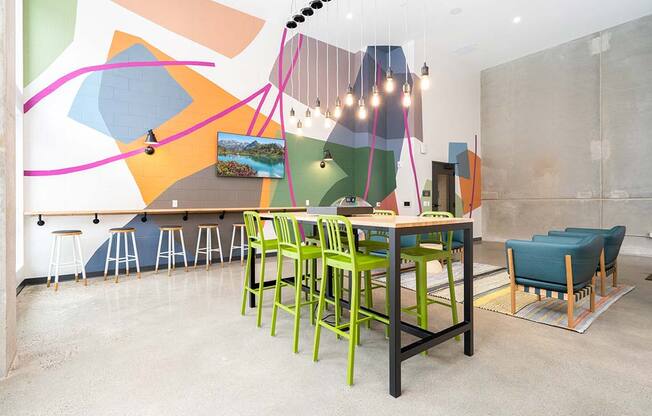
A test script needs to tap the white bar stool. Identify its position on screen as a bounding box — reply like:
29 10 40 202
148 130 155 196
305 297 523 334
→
47 230 87 291
103 227 141 283
155 225 188 276
229 223 248 265
194 224 224 270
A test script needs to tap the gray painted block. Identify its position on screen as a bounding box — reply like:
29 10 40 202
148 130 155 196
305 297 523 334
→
482 199 601 242
482 34 601 199
602 15 652 198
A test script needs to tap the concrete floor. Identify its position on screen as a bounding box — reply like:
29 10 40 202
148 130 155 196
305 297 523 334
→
1 241 651 415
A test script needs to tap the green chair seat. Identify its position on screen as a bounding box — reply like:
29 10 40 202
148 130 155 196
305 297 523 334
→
324 252 389 271
400 245 449 262
250 238 277 250
357 239 390 251
278 244 322 260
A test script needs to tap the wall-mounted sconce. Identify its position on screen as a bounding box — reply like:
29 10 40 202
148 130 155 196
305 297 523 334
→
320 149 333 168
144 129 157 155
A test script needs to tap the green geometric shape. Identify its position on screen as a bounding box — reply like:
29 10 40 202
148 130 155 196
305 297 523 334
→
24 0 78 86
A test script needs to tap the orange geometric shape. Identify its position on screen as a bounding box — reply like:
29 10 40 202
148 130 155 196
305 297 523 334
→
111 0 264 58
378 191 399 214
459 150 482 214
109 32 279 205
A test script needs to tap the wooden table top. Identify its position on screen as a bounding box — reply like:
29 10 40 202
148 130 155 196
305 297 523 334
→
25 207 306 217
259 212 473 229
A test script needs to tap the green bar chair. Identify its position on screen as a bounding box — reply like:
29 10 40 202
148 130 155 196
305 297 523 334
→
240 211 278 327
313 215 390 386
400 211 460 345
270 213 321 353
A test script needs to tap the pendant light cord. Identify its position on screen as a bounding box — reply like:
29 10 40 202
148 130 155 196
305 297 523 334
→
307 26 310 105
326 5 329 108
336 0 339 98
374 0 377 85
316 14 319 102
360 0 363 97
388 2 391 70
404 4 408 82
347 0 351 85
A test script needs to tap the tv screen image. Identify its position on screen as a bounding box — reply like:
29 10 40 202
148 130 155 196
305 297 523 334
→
216 132 285 178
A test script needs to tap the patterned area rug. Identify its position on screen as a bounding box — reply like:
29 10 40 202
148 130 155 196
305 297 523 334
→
429 270 634 333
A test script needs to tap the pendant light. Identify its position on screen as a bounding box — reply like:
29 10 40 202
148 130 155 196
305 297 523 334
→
305 28 312 127
297 119 304 136
401 4 411 108
345 0 354 106
333 0 342 119
371 0 380 108
324 5 332 129
296 22 303 135
314 32 321 117
289 25 297 124
385 6 395 93
420 0 430 90
357 0 366 120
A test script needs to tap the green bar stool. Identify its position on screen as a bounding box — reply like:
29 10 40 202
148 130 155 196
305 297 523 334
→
240 211 277 327
401 211 459 346
269 213 321 353
313 215 390 386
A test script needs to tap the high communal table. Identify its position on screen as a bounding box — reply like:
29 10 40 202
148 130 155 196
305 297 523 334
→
253 213 474 398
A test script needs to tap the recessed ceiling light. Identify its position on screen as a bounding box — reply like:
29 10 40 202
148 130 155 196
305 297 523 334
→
450 7 462 15
513 16 522 24
346 11 353 19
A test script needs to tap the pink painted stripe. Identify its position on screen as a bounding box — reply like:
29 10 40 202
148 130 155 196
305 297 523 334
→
469 134 478 218
402 108 422 213
257 34 304 137
246 84 271 135
24 84 269 176
276 29 297 207
363 63 383 201
23 60 215 113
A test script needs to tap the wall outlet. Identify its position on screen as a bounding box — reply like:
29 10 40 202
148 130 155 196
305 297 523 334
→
305 199 310 206
648 232 652 238
172 200 178 208
403 201 411 207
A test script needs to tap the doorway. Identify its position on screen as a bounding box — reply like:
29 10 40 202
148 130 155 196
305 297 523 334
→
431 161 456 213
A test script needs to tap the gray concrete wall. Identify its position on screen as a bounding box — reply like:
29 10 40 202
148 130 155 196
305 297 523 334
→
481 14 652 256
1 0 17 377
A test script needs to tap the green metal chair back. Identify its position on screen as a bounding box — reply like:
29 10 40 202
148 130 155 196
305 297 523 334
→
243 211 264 246
317 215 356 263
419 211 453 249
367 209 395 240
272 213 301 253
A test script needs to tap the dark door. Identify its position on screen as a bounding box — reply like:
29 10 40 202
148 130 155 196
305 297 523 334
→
431 161 456 213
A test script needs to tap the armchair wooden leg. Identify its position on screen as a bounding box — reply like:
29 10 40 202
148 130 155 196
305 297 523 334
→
613 261 618 287
599 249 606 297
589 277 596 312
507 248 516 315
565 255 575 329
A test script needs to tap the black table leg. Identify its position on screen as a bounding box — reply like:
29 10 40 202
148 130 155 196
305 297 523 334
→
388 229 402 398
248 246 257 308
463 225 474 356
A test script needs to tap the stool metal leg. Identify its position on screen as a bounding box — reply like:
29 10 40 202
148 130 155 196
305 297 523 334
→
130 231 141 278
206 228 211 271
167 230 173 276
104 234 113 280
124 232 130 277
229 227 236 263
240 226 245 265
114 232 121 283
54 236 61 291
194 228 202 269
75 235 87 285
72 236 79 283
47 236 56 288
155 230 163 274
179 230 188 272
216 226 224 264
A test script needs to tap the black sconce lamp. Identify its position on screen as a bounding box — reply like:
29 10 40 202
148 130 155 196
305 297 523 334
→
144 129 157 155
320 149 333 168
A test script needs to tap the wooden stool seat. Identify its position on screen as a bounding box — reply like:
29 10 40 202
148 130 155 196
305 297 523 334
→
109 227 136 233
160 225 182 231
52 230 82 236
198 223 219 228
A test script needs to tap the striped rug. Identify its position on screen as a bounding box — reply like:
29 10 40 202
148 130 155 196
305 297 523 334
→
429 270 634 333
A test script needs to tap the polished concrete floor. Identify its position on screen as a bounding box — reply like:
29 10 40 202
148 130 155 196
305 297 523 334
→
1 242 651 415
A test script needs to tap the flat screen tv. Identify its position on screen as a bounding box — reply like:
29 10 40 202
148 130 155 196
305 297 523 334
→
216 132 285 178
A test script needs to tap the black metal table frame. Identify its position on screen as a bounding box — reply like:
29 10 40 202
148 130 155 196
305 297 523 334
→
247 219 473 398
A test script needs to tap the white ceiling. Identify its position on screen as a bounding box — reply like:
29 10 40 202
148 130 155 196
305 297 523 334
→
220 0 652 69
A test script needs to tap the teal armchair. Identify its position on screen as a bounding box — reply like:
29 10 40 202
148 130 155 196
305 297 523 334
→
505 234 603 329
547 226 625 295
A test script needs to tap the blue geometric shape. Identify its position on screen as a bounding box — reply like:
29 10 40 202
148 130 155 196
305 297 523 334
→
448 142 469 178
69 44 192 143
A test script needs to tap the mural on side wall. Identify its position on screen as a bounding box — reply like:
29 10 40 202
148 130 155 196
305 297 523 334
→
22 0 480 278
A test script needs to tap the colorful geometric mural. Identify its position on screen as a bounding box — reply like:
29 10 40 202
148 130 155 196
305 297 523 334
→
449 143 481 215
